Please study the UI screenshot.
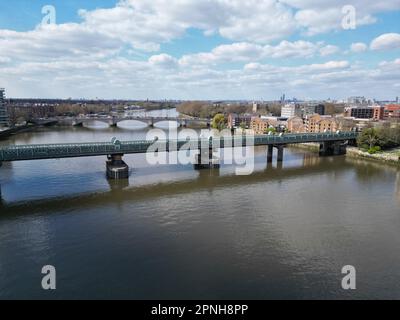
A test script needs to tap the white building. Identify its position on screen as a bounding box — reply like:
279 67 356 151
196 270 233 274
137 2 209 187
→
281 103 301 118
252 102 259 113
0 88 10 127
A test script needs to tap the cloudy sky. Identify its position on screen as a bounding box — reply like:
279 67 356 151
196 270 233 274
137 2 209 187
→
0 0 399 100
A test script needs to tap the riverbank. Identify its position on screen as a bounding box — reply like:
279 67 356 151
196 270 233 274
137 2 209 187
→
0 124 39 139
289 143 400 165
347 147 400 165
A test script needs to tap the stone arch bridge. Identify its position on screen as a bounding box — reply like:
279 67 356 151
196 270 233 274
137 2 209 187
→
54 116 211 128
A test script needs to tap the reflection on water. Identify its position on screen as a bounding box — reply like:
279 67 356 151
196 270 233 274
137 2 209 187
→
0 126 400 300
397 172 400 204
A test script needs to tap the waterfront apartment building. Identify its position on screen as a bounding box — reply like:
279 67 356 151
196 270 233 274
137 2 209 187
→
318 117 338 133
373 105 385 121
227 113 252 129
384 104 400 119
287 116 305 133
304 114 338 133
0 88 9 126
281 103 301 118
250 117 270 134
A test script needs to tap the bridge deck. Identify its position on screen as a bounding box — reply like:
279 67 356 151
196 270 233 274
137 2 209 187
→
0 132 358 162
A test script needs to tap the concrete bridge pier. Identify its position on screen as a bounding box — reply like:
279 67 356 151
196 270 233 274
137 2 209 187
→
148 119 154 127
106 154 129 179
267 145 273 163
348 139 358 147
194 148 220 170
319 141 347 157
266 144 285 164
276 145 285 162
334 142 347 155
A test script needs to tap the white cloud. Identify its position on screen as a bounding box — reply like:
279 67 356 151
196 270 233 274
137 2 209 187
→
319 45 340 56
0 24 123 62
350 42 368 53
79 0 297 48
294 8 377 36
257 60 340 77
296 60 350 73
179 40 338 66
149 54 178 68
179 43 265 66
370 33 400 51
78 0 398 45
0 57 11 64
0 0 397 65
284 0 398 35
379 58 400 68
216 0 297 43
2 55 399 100
264 40 322 58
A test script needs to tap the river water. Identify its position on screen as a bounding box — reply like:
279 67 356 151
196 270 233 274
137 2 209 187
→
0 114 400 299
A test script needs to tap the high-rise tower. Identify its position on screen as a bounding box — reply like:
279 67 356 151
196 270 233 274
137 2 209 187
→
0 88 9 126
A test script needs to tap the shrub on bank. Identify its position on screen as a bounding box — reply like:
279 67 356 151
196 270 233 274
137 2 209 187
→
368 146 381 154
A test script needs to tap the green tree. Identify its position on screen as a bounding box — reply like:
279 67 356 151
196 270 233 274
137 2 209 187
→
265 127 276 134
211 113 227 131
378 126 400 148
357 126 400 151
357 128 380 150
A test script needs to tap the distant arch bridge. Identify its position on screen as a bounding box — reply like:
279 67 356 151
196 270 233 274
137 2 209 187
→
50 116 212 128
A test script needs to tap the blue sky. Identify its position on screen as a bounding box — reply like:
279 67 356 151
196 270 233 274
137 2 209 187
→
0 0 399 100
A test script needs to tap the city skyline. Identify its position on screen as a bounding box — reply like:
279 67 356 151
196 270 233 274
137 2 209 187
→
0 0 399 100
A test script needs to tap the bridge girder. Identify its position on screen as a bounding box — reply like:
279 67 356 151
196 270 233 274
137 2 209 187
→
0 132 358 162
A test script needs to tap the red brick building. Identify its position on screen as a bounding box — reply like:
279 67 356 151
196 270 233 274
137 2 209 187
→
384 104 400 119
373 105 385 120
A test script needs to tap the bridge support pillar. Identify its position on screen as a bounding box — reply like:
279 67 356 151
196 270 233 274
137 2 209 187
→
319 142 331 156
319 141 347 157
348 138 357 147
275 145 284 162
267 145 273 163
194 148 220 170
106 154 129 179
334 141 347 155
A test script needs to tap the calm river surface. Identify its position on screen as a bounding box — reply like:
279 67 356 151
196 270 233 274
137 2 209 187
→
0 117 400 299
